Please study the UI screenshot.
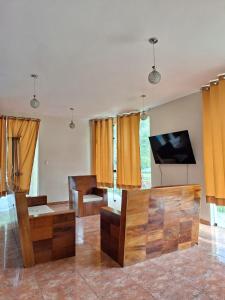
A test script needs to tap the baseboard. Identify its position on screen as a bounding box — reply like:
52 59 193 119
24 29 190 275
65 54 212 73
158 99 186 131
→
200 218 211 226
47 200 69 205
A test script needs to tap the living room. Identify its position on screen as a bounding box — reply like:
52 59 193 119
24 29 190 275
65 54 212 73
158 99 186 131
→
0 1 225 299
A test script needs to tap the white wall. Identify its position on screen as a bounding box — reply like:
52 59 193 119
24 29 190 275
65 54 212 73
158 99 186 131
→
38 116 90 202
149 92 210 221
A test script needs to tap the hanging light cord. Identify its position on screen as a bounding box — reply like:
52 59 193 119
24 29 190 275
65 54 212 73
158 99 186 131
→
152 43 156 68
141 95 146 112
70 108 74 122
33 75 37 98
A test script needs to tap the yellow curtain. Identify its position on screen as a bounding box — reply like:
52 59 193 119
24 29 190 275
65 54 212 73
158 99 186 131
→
202 75 225 205
7 118 40 192
91 118 113 187
117 113 141 188
0 117 6 195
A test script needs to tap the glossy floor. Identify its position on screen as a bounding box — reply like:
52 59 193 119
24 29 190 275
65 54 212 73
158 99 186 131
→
1 203 225 300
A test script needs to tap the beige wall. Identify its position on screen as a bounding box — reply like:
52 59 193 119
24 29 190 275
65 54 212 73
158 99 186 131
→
38 116 90 202
149 92 210 221
0 108 91 202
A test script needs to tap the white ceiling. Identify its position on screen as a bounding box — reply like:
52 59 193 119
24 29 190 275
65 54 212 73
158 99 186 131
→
0 0 225 119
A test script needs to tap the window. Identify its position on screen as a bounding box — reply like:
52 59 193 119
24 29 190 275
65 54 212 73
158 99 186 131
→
140 117 151 188
210 204 225 228
108 117 151 209
29 139 39 196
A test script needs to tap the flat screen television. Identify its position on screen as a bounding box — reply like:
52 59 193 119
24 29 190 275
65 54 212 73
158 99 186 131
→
149 130 196 164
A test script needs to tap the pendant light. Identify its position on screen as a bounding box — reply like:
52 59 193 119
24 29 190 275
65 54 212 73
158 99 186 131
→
148 37 161 84
69 108 75 129
30 74 40 108
140 94 148 120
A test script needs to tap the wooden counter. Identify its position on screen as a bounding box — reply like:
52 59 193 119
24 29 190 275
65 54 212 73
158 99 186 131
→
100 184 201 267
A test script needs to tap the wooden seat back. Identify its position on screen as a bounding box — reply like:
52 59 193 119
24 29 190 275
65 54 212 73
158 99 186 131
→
26 195 47 207
68 175 97 195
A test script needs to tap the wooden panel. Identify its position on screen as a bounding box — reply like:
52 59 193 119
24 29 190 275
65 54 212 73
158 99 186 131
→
146 185 201 259
100 185 201 267
52 212 75 260
100 207 121 261
30 216 53 241
15 192 35 267
84 200 107 216
26 195 47 207
33 239 52 263
120 189 150 267
29 211 76 264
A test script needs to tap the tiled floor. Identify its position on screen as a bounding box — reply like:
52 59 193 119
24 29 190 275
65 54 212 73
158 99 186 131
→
1 202 225 300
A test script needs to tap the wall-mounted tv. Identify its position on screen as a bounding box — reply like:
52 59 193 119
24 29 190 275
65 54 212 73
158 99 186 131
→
149 130 196 164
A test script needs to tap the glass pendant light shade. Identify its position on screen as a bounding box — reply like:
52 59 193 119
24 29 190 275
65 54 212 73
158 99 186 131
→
69 108 75 129
30 95 40 108
140 94 148 120
148 37 161 85
69 120 75 129
140 111 148 120
30 74 40 109
148 66 161 84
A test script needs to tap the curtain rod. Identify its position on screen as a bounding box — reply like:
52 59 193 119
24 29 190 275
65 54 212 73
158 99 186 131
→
200 73 225 90
0 115 40 122
89 111 140 121
117 111 140 117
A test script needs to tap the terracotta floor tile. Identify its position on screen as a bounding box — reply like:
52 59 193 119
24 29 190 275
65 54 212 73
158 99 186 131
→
150 278 201 300
39 272 98 300
1 204 225 300
202 286 225 300
0 287 44 300
85 274 154 299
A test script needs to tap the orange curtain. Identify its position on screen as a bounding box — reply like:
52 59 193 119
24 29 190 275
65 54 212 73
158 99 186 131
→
202 75 225 205
7 118 40 193
117 113 141 188
91 118 113 187
0 117 6 195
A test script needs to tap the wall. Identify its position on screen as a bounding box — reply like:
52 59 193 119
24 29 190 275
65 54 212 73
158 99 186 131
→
149 92 210 221
38 116 90 202
0 108 90 202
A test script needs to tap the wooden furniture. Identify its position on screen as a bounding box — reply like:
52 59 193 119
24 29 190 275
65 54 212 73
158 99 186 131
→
68 175 108 217
10 192 76 267
100 184 201 267
27 195 47 207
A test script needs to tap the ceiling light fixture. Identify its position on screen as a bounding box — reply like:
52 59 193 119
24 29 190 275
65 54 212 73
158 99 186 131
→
140 94 148 120
148 37 161 84
30 74 40 108
69 108 75 129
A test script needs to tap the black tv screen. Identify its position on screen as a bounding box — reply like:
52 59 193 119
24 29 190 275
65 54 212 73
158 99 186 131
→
149 130 196 164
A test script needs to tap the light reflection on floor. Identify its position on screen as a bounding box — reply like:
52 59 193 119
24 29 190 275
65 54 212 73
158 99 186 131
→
0 199 225 299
